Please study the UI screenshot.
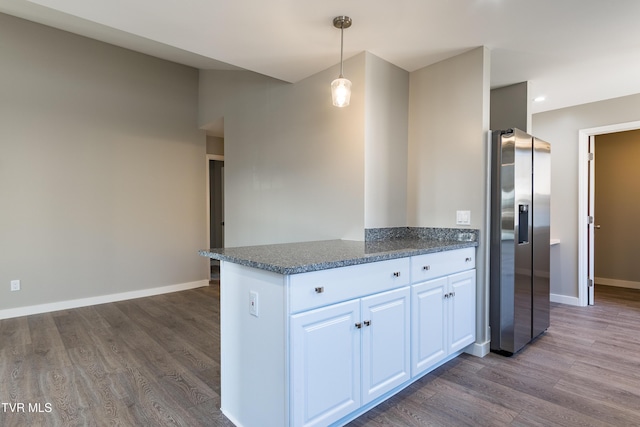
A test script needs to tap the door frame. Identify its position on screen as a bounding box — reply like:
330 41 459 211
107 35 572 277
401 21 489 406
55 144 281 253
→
577 120 640 306
206 154 225 250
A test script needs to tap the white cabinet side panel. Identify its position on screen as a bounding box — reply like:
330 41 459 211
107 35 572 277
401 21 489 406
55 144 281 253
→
220 262 287 427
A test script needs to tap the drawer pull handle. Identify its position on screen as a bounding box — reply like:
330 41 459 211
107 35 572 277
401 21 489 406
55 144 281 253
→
314 287 324 294
465 257 472 262
355 322 362 329
364 320 371 327
393 272 401 277
423 265 430 271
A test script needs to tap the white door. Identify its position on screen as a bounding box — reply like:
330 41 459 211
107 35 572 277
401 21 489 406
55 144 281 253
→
449 270 477 353
411 277 447 377
290 300 361 427
361 287 410 405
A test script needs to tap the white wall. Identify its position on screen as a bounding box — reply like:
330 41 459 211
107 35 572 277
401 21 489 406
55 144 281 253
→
364 53 409 228
407 46 491 345
199 54 366 246
533 93 640 300
0 14 207 313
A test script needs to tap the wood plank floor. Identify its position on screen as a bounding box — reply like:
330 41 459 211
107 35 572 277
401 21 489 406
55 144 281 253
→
2 284 640 426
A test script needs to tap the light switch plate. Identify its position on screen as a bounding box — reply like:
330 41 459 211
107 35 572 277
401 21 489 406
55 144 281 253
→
456 210 471 225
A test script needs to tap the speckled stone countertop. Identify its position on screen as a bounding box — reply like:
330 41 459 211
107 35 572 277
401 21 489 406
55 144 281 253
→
199 236 478 275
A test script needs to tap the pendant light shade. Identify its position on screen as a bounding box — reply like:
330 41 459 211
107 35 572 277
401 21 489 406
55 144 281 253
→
331 16 352 107
331 77 351 107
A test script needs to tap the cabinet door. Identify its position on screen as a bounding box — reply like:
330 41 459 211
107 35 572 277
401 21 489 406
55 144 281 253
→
411 277 447 377
361 287 411 405
290 299 361 427
449 269 476 353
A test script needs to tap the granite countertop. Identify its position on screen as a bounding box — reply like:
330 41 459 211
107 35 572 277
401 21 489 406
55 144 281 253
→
199 237 478 275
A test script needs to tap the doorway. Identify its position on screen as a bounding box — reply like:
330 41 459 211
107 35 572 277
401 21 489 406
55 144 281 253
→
207 154 224 280
593 131 640 294
578 120 640 306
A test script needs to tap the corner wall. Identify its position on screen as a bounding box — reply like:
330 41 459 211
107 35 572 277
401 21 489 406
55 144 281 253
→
0 14 207 314
407 46 491 348
364 53 409 228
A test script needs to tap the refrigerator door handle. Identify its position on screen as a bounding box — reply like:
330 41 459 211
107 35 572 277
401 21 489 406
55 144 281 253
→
518 204 530 244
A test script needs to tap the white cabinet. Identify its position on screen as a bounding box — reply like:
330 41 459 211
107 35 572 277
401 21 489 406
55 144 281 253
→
290 299 361 427
411 277 447 374
411 249 476 377
361 287 411 404
448 270 476 353
218 247 476 427
291 286 410 427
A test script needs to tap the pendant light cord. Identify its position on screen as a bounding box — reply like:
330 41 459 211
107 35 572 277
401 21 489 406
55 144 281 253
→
339 24 344 78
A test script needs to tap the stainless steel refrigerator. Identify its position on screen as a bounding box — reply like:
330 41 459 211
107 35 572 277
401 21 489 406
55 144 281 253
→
490 128 551 355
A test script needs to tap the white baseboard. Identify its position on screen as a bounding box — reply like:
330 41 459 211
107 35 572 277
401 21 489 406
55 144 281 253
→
466 340 490 358
550 293 581 306
0 280 209 320
595 277 640 290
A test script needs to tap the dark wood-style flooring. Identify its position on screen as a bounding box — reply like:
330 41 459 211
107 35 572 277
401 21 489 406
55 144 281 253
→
2 285 640 426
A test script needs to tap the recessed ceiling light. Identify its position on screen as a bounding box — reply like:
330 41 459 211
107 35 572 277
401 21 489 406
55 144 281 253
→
533 96 546 103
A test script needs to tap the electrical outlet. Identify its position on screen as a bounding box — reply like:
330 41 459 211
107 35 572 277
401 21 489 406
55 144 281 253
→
10 280 21 291
249 291 259 317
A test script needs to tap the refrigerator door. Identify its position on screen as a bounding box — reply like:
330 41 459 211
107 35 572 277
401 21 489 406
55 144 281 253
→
490 129 533 354
532 137 551 338
511 129 533 353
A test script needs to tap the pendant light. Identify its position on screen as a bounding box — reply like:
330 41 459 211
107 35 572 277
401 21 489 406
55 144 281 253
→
331 16 352 108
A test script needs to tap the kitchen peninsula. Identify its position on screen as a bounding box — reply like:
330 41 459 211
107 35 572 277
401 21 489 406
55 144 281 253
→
200 228 478 427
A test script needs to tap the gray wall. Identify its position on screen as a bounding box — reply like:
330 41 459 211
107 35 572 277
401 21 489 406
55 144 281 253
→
490 82 530 132
0 14 208 312
199 55 367 246
364 53 409 228
594 130 640 285
206 136 224 155
407 47 491 346
533 93 640 300
407 47 490 230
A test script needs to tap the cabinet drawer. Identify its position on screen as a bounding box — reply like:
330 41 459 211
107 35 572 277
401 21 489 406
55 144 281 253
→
289 258 410 313
411 248 475 282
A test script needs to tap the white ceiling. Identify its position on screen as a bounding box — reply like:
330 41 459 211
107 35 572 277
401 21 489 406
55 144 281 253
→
2 0 640 114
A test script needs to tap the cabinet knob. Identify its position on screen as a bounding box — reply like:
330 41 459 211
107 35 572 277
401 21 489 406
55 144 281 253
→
465 257 472 262
393 272 401 277
314 287 324 294
355 322 362 329
444 294 449 299
449 292 455 298
423 265 431 271
364 320 371 327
